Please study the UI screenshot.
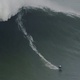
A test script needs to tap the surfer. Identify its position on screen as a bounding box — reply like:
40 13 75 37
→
58 65 62 72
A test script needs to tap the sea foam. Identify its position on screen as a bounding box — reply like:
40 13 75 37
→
0 0 78 21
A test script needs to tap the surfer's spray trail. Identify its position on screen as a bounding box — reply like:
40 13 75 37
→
16 12 58 70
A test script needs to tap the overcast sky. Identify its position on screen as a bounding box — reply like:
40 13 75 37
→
50 0 80 13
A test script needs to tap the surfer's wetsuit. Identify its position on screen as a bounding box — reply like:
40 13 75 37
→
58 65 62 71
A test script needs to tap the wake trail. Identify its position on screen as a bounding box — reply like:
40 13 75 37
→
16 13 58 70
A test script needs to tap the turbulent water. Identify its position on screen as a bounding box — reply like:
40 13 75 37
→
1 8 80 80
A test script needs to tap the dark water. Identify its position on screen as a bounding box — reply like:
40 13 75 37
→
0 8 80 80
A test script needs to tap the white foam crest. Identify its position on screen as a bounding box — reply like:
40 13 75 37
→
0 0 80 21
27 35 58 70
16 13 58 70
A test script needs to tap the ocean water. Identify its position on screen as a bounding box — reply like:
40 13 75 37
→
1 8 80 80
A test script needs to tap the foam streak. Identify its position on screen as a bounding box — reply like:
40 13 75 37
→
16 13 58 70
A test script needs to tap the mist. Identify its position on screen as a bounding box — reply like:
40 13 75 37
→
0 0 79 21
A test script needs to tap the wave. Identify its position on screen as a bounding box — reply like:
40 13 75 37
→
1 6 80 79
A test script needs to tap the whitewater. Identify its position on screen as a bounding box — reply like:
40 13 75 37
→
0 0 80 21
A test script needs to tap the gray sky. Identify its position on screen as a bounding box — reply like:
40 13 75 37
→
50 0 80 13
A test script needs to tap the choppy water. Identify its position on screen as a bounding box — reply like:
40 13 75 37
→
0 8 80 80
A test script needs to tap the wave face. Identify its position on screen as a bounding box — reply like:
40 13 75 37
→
16 8 58 70
1 8 80 80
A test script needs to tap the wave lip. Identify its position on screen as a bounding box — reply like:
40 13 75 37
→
0 0 80 21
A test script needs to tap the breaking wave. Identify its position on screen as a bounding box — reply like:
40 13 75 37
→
0 0 80 21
